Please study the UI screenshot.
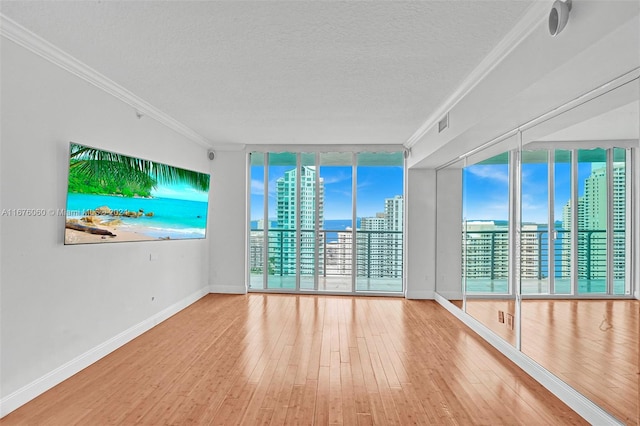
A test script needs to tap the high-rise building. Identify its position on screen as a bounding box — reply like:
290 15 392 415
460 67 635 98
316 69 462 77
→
360 213 386 231
273 166 324 275
325 228 352 276
561 163 626 280
385 195 403 232
521 224 544 279
462 221 509 280
358 195 403 278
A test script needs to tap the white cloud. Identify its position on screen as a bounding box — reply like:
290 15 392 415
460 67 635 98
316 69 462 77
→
357 180 373 190
468 165 509 184
250 179 264 195
322 171 351 185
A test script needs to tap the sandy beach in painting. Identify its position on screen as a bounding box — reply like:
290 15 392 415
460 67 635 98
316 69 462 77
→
64 221 162 244
65 193 208 244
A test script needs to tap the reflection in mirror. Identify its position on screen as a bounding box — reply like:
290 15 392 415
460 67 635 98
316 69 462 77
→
520 80 638 423
520 150 550 295
462 152 517 347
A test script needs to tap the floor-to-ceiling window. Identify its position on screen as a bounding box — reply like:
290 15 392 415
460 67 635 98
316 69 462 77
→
249 150 404 294
249 153 266 289
355 152 404 292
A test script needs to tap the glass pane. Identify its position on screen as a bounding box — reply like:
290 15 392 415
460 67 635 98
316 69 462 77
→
462 154 510 294
355 152 404 292
577 149 607 294
319 152 352 292
249 153 265 289
300 153 318 291
520 151 549 295
612 148 628 295
554 150 572 294
267 153 298 289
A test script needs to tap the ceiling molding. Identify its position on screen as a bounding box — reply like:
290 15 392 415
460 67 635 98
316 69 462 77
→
209 143 247 152
245 144 405 153
404 1 550 148
0 14 212 148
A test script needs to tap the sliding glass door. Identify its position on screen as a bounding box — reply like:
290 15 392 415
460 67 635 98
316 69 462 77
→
355 152 404 292
249 151 404 294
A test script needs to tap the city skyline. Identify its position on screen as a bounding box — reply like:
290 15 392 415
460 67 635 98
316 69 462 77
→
251 165 403 221
251 167 404 280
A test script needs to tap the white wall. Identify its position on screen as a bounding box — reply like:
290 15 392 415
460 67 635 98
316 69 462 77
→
405 168 436 299
0 40 211 415
635 146 640 301
435 168 463 300
209 150 248 294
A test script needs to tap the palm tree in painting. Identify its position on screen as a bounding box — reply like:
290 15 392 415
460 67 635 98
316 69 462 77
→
69 142 210 195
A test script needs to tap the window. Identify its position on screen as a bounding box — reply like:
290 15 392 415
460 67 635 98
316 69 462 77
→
249 151 404 294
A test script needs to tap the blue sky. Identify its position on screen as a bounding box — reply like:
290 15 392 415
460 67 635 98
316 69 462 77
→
250 165 403 221
251 158 605 224
463 162 593 224
152 182 209 203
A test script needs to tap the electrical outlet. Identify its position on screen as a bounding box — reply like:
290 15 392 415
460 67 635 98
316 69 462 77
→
498 310 505 323
506 313 514 330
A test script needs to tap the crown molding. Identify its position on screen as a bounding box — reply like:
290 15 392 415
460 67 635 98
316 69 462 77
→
0 14 212 148
404 1 550 148
245 143 405 153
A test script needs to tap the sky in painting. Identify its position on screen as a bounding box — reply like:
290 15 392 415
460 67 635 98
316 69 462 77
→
152 182 209 203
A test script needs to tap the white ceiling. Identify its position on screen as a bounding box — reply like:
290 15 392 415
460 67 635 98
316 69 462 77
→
1 1 534 147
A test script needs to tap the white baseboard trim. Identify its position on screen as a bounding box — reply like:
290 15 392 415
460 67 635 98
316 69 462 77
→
434 294 623 426
0 286 209 418
209 284 247 294
435 290 462 301
404 289 434 299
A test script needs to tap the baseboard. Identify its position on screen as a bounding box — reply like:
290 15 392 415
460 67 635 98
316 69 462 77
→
404 289 434 299
434 294 623 426
0 286 209 418
209 283 247 294
435 290 462 300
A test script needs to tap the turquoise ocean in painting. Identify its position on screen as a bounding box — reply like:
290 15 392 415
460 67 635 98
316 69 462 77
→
66 193 208 239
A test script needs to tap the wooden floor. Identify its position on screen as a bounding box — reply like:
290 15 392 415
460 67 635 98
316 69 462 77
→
460 298 639 425
1 294 588 425
522 300 639 426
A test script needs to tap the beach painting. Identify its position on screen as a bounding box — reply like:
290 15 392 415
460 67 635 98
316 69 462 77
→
64 142 210 245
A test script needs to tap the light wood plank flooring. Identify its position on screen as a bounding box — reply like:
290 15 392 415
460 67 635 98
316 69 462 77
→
459 299 639 425
1 294 588 425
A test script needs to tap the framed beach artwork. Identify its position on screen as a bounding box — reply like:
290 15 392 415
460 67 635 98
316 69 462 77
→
64 142 210 245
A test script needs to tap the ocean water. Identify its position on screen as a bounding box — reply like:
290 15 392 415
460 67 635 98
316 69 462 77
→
250 219 362 243
66 193 208 239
